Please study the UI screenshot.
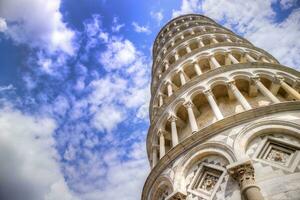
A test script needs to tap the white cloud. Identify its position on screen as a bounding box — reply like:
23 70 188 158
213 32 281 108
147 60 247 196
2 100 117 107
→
0 105 77 200
112 17 125 32
92 105 124 133
0 17 7 32
0 0 75 54
174 0 300 70
0 84 15 92
99 38 137 70
172 0 202 18
150 10 164 25
280 0 297 10
132 22 152 34
79 141 149 200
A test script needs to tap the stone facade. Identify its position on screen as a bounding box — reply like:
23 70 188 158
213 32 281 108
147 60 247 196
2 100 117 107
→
142 14 300 200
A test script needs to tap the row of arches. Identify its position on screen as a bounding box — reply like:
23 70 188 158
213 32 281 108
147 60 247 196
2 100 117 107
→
152 48 276 116
147 122 300 200
151 71 300 165
154 31 248 71
155 15 216 50
154 24 233 61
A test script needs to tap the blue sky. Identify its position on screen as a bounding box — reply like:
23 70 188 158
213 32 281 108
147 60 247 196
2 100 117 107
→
0 0 299 199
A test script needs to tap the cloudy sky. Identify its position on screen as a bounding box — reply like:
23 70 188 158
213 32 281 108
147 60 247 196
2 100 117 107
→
0 0 299 199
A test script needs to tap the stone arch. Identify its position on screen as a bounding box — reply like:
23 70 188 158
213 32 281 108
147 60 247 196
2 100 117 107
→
229 71 253 81
276 71 298 85
186 85 206 100
171 98 186 114
233 120 300 159
253 70 275 81
173 142 236 192
207 76 229 89
150 175 173 200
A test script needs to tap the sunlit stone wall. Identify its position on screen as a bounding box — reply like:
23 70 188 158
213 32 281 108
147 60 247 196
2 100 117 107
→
142 14 300 200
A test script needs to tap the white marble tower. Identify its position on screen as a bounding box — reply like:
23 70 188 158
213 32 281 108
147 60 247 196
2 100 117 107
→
142 14 300 200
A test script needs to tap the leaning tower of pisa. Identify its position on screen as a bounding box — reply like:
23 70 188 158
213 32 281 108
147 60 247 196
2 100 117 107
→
142 14 300 200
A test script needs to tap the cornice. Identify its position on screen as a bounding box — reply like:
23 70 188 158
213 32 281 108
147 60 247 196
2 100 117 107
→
142 101 300 200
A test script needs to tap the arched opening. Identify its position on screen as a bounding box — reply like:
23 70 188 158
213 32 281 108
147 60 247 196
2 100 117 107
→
214 53 226 66
202 37 211 46
231 50 243 63
190 40 199 51
175 104 189 141
171 72 182 88
183 63 197 80
212 84 237 117
168 55 176 65
183 31 191 38
199 58 211 73
191 92 215 128
254 76 273 107
174 37 181 45
178 47 188 57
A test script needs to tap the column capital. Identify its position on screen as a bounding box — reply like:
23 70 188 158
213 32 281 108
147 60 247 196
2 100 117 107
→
226 80 236 86
165 80 172 85
176 69 184 74
204 89 213 96
250 76 260 82
192 60 199 65
183 101 193 108
168 115 177 122
273 75 285 84
157 129 166 137
227 159 258 193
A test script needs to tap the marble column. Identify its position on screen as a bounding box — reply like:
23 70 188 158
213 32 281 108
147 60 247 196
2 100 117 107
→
184 101 198 133
227 81 252 110
178 70 186 86
212 37 219 44
204 89 224 120
159 94 164 107
175 51 179 61
186 46 192 53
168 115 179 147
167 82 173 96
278 77 300 100
261 57 270 63
210 56 222 69
227 160 265 200
252 77 280 103
152 147 157 167
226 37 233 42
193 62 202 76
228 53 239 64
198 39 205 47
158 73 162 79
245 53 256 62
165 62 169 71
158 131 165 159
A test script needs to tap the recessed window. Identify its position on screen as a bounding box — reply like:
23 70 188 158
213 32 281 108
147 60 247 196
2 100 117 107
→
193 167 222 193
188 164 225 199
253 136 300 172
